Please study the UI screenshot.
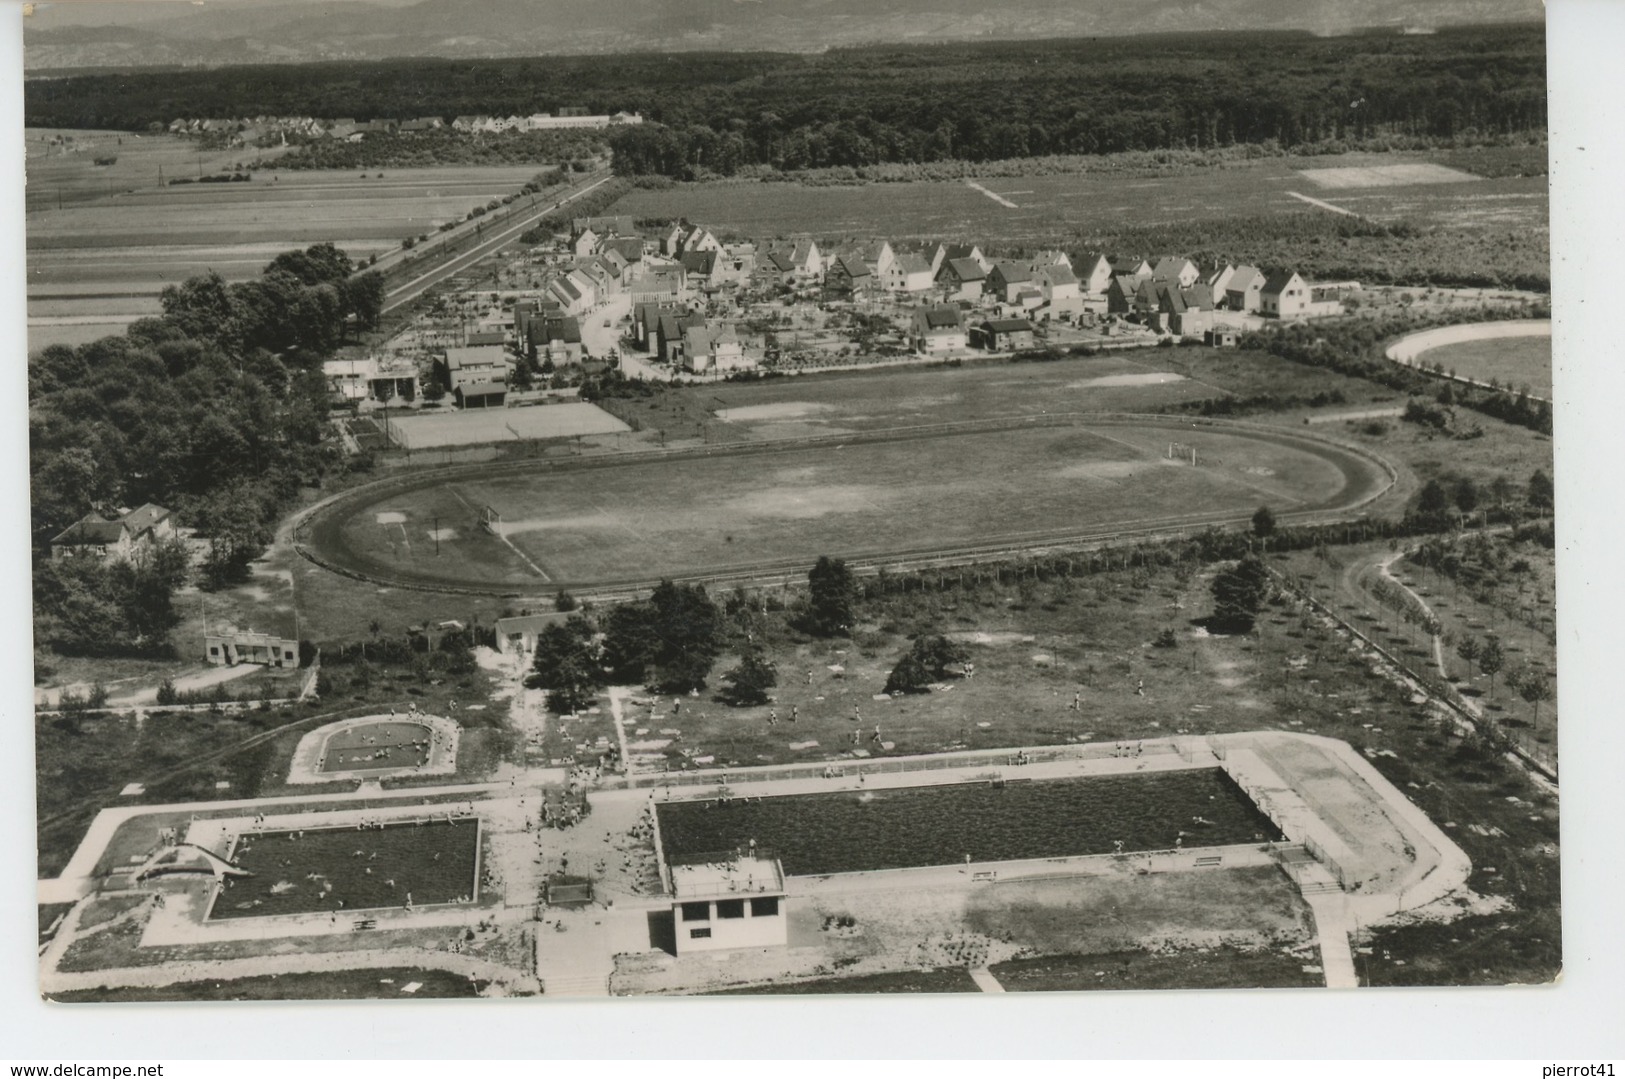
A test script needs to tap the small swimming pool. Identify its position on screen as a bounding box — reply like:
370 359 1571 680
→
656 768 1279 877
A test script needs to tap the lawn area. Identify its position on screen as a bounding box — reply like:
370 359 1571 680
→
657 770 1277 875
49 967 490 1002
211 818 480 919
309 418 1385 591
1419 334 1552 396
990 946 1322 992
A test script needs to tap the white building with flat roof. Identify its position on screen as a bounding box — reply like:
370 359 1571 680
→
669 852 788 955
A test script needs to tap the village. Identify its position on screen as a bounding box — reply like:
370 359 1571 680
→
329 213 1362 420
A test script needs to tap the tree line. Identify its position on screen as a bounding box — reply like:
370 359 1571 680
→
25 28 1543 176
30 243 377 658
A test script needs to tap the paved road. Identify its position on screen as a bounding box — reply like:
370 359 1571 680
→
381 172 614 315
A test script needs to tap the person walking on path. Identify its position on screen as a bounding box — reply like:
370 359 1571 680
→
1135 678 1145 697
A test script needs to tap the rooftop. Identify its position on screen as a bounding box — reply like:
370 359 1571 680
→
670 853 786 899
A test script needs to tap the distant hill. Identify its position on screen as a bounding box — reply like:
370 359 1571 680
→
24 0 1545 71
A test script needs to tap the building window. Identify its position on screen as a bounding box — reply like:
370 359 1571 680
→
680 901 710 922
750 897 780 918
689 927 712 940
210 646 219 656
716 899 746 919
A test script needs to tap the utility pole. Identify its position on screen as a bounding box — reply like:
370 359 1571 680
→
434 515 441 556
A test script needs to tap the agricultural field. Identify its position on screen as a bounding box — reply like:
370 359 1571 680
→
614 150 1548 246
307 418 1388 591
25 128 546 348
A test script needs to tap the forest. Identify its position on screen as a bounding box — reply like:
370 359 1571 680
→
29 246 380 656
25 26 1545 177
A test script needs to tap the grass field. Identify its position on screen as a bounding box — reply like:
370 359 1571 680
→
614 151 1546 245
308 418 1388 590
1420 335 1553 396
656 770 1277 874
211 818 480 919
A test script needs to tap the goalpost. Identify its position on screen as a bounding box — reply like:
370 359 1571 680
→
1166 442 1199 466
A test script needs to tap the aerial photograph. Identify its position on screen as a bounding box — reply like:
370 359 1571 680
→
24 0 1560 1003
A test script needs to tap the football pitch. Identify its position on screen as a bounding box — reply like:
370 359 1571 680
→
302 417 1391 592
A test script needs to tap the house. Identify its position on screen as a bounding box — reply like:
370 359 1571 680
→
712 242 755 285
546 275 587 314
680 249 719 289
916 242 950 276
572 216 637 241
439 345 508 407
572 228 599 258
825 252 876 297
676 326 712 372
532 315 584 366
943 243 990 272
1224 266 1266 313
602 236 645 266
655 309 707 363
669 852 788 956
632 302 686 351
763 239 822 283
1151 257 1200 289
1260 271 1310 319
324 357 418 406
494 612 567 656
205 628 299 668
1075 253 1114 296
861 240 896 281
630 270 685 305
1203 262 1237 297
1153 283 1216 337
986 261 1035 304
888 252 936 293
911 304 967 353
51 503 177 563
1035 265 1082 319
937 257 987 301
788 240 824 279
682 226 721 255
1106 273 1148 315
655 224 684 257
973 317 1036 351
1109 255 1153 278
710 325 747 370
1029 249 1073 274
567 267 603 307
